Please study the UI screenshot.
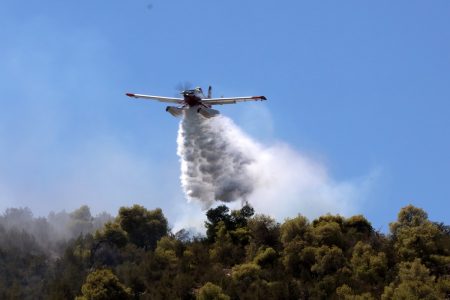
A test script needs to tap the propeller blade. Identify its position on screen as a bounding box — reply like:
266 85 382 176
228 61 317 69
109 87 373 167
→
175 81 192 94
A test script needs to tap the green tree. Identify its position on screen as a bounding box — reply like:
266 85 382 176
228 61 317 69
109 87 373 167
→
197 282 230 300
95 221 128 248
230 263 270 300
209 222 241 265
232 262 262 283
205 206 232 242
205 204 254 243
253 247 277 268
154 236 182 270
382 259 442 300
343 215 374 247
390 205 437 259
336 284 375 300
230 204 254 228
118 205 168 250
280 216 312 280
311 214 345 248
76 268 132 300
350 241 388 295
311 245 346 276
280 215 309 245
247 214 280 249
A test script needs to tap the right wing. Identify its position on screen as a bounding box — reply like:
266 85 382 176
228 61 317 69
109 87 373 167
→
202 96 267 105
126 93 184 104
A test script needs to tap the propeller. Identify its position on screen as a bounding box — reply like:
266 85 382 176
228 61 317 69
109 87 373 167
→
207 85 212 98
175 81 192 96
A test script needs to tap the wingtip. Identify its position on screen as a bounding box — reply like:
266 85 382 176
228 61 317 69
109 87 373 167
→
125 93 135 98
251 96 267 101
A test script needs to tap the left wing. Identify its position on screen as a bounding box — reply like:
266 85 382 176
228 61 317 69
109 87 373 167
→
202 96 267 105
126 93 184 104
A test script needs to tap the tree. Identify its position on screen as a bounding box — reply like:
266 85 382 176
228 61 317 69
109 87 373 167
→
230 263 270 300
205 204 255 243
381 259 442 300
390 205 442 264
154 236 182 270
247 214 280 249
0 202 449 299
1 207 34 230
231 204 254 228
253 247 277 268
336 284 375 300
280 215 309 245
95 221 128 248
205 206 232 242
311 245 346 276
232 263 262 283
76 269 132 300
0 224 49 300
92 212 114 232
69 205 94 237
350 241 388 296
311 215 345 248
209 222 240 265
344 215 374 246
92 217 128 267
118 205 168 250
197 282 230 300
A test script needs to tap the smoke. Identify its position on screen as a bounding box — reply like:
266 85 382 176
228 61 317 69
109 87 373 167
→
0 206 113 256
177 108 376 221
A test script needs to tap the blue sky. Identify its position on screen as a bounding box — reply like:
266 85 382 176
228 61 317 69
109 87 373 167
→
1 0 449 231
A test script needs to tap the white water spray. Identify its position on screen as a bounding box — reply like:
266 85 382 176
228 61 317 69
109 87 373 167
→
177 108 255 207
177 107 375 219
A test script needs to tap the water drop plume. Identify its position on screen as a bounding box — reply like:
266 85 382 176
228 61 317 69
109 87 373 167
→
177 108 255 208
176 107 372 221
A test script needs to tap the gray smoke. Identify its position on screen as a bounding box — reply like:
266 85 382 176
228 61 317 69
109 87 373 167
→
0 206 113 256
177 108 255 207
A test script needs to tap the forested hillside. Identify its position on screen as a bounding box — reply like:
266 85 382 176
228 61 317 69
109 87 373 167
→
0 204 449 299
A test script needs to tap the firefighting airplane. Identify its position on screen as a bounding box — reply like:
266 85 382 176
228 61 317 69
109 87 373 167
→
126 86 267 118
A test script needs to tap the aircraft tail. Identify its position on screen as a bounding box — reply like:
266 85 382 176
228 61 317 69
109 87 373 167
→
207 86 212 99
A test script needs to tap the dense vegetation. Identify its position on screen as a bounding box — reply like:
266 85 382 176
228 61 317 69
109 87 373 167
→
0 204 448 299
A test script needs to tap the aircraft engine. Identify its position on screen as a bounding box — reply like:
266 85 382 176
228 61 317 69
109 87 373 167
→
166 106 184 117
197 107 220 118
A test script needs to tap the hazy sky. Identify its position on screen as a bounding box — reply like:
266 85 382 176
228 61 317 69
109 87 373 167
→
1 0 449 231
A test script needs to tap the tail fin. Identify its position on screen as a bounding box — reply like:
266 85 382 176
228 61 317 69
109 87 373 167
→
207 86 212 99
